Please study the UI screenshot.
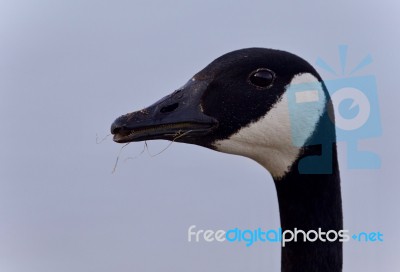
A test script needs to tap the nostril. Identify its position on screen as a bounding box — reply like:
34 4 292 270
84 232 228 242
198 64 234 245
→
160 103 179 113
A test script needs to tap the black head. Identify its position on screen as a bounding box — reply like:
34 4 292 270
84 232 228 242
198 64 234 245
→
111 48 333 178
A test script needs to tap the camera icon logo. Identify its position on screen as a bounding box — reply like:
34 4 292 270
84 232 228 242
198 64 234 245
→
287 45 381 174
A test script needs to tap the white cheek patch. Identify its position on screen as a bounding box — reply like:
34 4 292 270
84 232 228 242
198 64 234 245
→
213 73 326 179
286 74 326 148
295 90 319 103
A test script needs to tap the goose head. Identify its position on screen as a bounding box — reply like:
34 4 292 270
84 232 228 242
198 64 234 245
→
111 48 332 179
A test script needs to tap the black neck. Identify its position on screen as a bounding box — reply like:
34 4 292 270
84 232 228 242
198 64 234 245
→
274 143 343 272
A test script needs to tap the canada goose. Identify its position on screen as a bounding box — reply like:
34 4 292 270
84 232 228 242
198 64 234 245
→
111 48 343 272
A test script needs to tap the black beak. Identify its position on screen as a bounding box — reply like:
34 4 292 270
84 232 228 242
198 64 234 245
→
111 80 218 144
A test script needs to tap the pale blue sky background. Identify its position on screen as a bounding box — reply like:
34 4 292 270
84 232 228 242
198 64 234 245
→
1 1 399 271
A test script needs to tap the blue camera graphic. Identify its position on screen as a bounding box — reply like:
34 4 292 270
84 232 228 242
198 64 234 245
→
286 45 381 174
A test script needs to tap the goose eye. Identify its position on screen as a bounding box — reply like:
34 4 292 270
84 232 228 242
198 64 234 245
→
248 69 275 88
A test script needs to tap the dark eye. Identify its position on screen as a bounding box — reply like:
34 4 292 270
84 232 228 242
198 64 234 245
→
248 68 275 88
